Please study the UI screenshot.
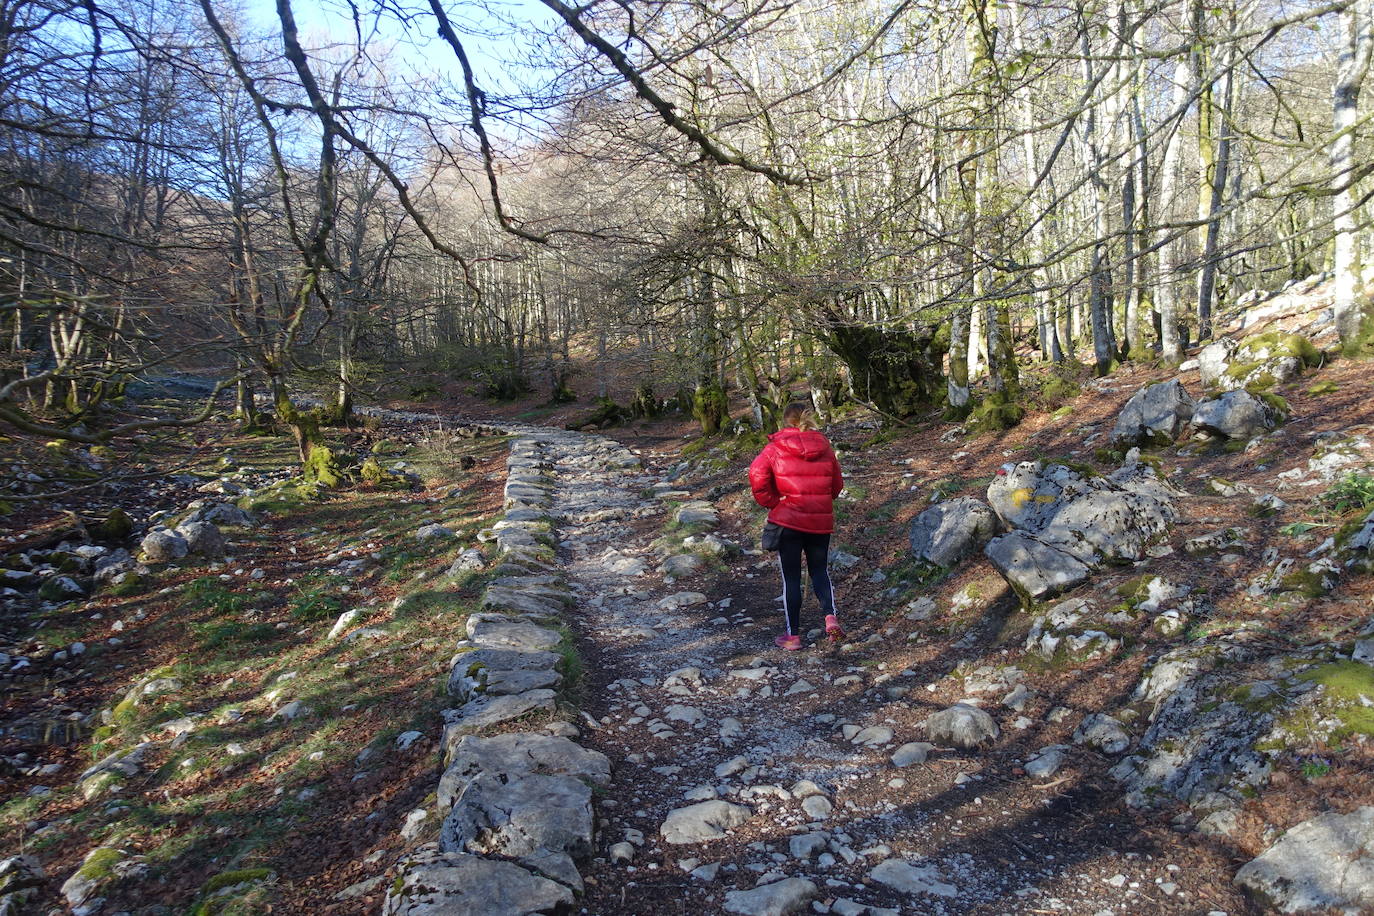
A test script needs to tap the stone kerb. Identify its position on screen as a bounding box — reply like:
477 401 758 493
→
384 432 612 915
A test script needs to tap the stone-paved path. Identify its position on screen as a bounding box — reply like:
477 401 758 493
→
385 422 1231 915
533 431 1202 916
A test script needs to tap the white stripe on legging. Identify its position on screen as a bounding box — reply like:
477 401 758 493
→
777 554 792 635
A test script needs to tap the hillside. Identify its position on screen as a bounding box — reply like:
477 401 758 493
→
2 280 1374 914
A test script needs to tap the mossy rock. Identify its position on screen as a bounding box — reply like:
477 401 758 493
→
1238 331 1322 367
106 573 147 597
92 508 134 542
1307 379 1339 396
76 846 123 882
967 391 1025 434
1278 568 1334 598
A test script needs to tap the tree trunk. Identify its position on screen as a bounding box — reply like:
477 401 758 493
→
1333 0 1374 349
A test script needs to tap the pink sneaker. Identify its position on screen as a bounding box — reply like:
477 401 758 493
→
824 615 845 641
774 634 803 651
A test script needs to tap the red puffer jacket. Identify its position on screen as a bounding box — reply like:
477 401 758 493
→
749 428 845 534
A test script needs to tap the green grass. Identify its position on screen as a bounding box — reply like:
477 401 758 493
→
184 577 267 615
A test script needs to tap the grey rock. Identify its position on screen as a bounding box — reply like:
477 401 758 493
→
439 733 611 808
609 842 635 864
184 501 255 527
1024 597 1121 661
788 833 828 860
416 523 455 540
1235 806 1374 913
801 795 833 820
1074 714 1131 754
440 690 557 741
925 703 999 749
985 461 1177 599
1193 390 1284 440
868 859 958 898
908 497 998 568
176 521 226 556
139 529 187 563
851 726 893 747
382 848 574 915
0 855 45 913
466 615 562 652
1024 745 1069 779
448 648 562 701
661 554 704 578
660 800 752 844
723 877 818 916
1198 339 1239 387
448 549 486 574
61 847 122 907
1111 380 1196 446
271 700 312 721
984 532 1092 600
676 503 718 527
891 742 934 768
439 772 592 860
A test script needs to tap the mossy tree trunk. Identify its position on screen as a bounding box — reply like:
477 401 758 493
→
822 323 947 419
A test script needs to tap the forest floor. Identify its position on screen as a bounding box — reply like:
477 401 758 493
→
4 322 1374 913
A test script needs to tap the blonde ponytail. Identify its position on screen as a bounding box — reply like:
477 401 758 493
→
782 401 819 430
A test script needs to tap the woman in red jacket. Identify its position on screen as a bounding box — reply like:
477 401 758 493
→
748 401 846 651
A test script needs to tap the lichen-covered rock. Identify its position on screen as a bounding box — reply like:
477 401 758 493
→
1192 390 1285 440
0 855 44 914
1235 806 1374 913
908 497 998 568
1198 338 1239 388
925 703 999 749
184 500 256 527
1112 641 1290 808
439 733 610 808
447 648 562 701
383 847 574 915
984 460 1178 600
439 772 593 860
1025 598 1122 662
1074 713 1131 754
1111 380 1196 446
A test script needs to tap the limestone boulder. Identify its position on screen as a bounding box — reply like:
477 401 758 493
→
984 460 1177 600
1234 806 1374 913
723 878 818 916
139 528 187 563
1192 390 1285 440
439 733 610 808
439 772 593 860
1111 380 1196 447
176 521 226 556
908 497 998 568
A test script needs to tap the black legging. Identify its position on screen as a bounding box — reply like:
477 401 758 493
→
777 526 836 636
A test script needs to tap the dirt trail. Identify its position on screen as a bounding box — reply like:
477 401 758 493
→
528 428 1251 915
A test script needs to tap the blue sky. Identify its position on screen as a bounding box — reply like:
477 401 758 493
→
242 0 560 97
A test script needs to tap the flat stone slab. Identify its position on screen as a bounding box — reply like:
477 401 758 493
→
480 588 563 619
723 877 818 915
448 648 563 700
440 772 593 860
441 690 557 746
467 615 562 652
440 733 611 807
869 859 958 898
660 800 752 844
1235 806 1374 913
382 848 573 915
